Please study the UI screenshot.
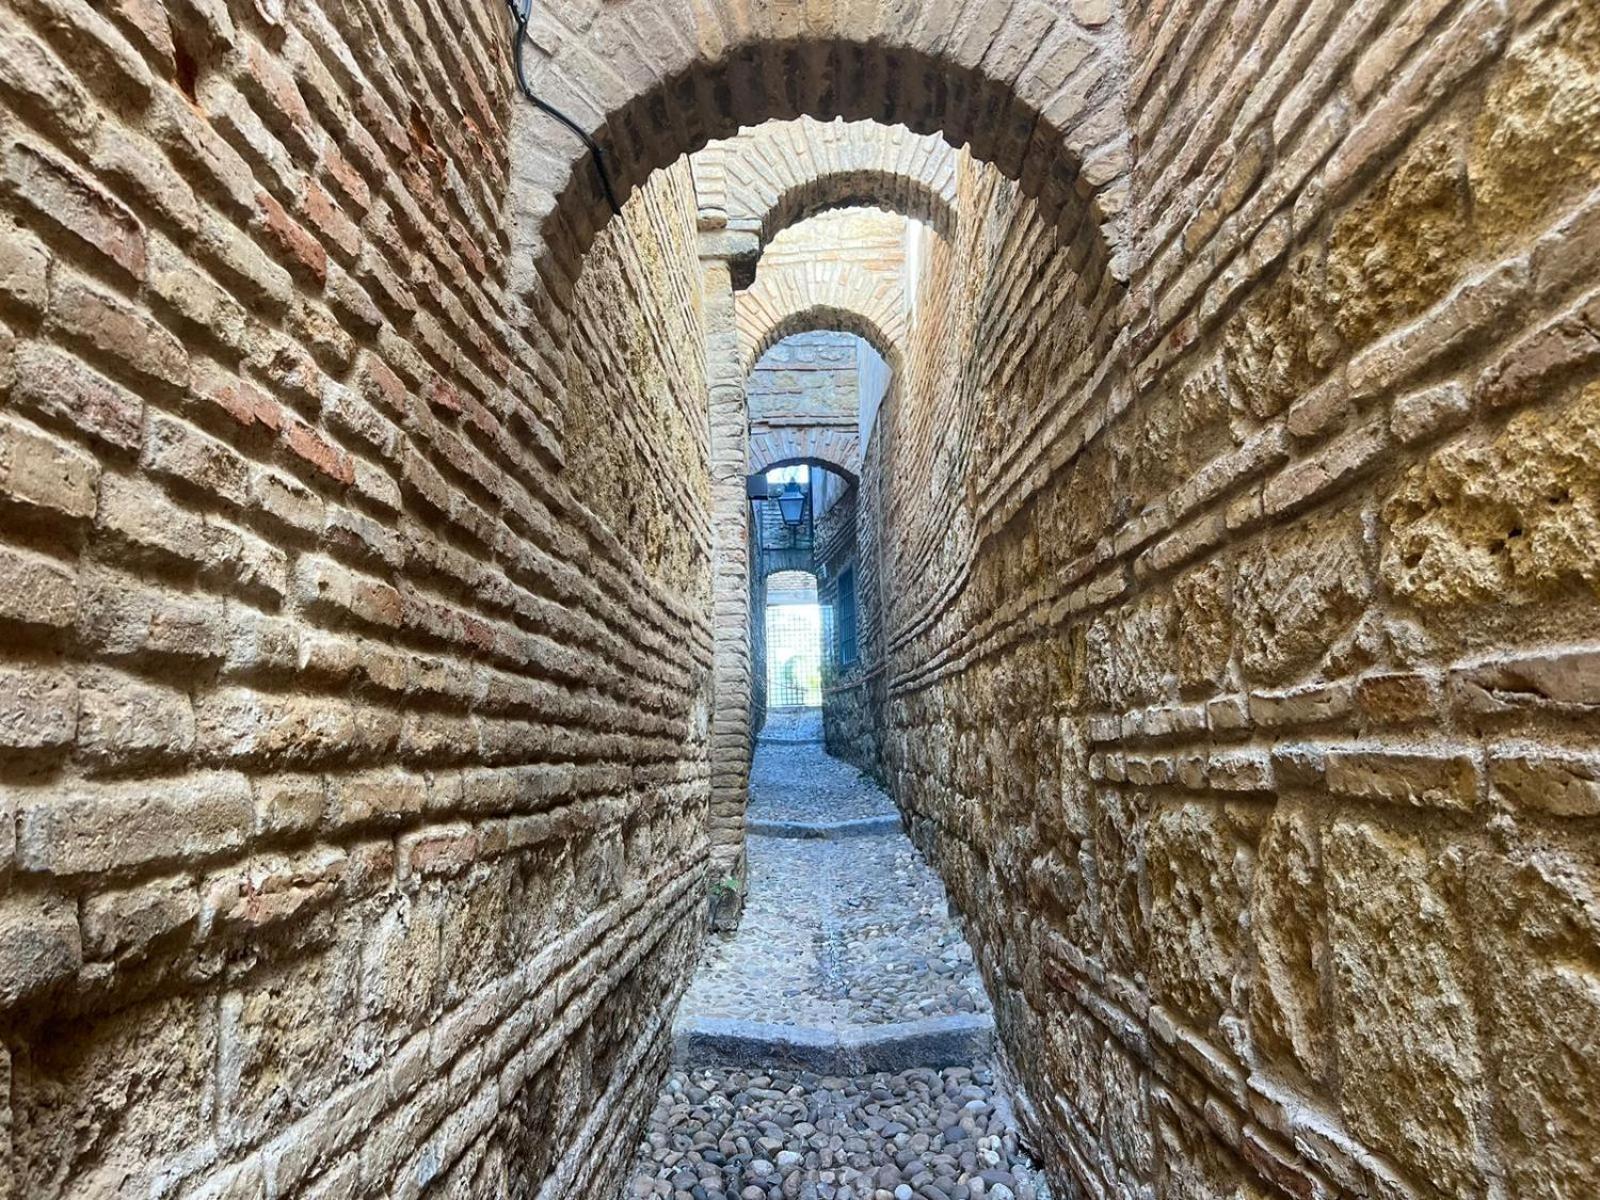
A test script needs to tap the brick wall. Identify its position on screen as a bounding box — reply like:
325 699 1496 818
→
861 2 1600 1198
0 0 711 1195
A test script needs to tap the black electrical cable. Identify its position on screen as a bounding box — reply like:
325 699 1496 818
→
504 0 623 217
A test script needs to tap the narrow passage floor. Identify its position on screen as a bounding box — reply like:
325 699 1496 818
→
624 712 1052 1200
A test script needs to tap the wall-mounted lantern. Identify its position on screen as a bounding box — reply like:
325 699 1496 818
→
776 481 807 527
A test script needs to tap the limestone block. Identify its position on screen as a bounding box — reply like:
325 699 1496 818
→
1250 806 1329 1083
0 892 80 1007
218 944 363 1151
1233 510 1371 685
1325 820 1486 1197
81 874 199 961
1172 560 1232 694
9 994 216 1195
1147 801 1253 1030
1381 381 1600 628
1093 786 1149 979
1223 248 1340 420
1470 0 1600 251
1326 119 1472 350
438 863 514 1006
362 890 443 1040
1468 842 1600 1200
76 666 196 769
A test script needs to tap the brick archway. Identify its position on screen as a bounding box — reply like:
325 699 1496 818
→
692 118 959 268
737 262 906 376
748 441 861 484
506 4 1132 308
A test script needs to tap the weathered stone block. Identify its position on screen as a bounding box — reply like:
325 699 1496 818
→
1468 842 1600 1200
9 994 216 1195
218 945 363 1151
1172 560 1231 693
77 666 196 769
18 771 252 875
1093 786 1149 979
1470 0 1600 250
1146 802 1252 1029
0 892 81 1006
81 874 199 960
1488 747 1600 817
1382 381 1600 626
0 412 101 518
0 544 77 631
1325 747 1480 811
1326 119 1472 349
1250 806 1328 1084
1233 510 1371 684
438 863 514 1006
0 665 76 750
1223 249 1339 419
1325 820 1486 1197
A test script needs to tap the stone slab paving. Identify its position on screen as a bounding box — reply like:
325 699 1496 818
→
624 731 1051 1200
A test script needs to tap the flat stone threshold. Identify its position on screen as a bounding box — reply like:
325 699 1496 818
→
745 816 902 839
674 1012 995 1074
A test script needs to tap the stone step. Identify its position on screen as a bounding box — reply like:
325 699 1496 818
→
745 815 902 839
673 1012 995 1074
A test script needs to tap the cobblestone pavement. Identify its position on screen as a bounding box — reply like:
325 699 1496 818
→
759 708 826 742
624 733 1050 1199
626 1065 1051 1200
749 711 897 826
683 836 985 1026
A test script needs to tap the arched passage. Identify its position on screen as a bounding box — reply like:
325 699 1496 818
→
505 5 1131 309
748 437 861 481
764 170 956 247
10 0 1596 1196
692 117 960 269
737 261 906 376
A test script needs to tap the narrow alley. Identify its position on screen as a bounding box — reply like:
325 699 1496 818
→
1 1 1597 1198
624 713 1049 1200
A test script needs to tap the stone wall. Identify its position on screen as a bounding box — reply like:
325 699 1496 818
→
747 330 859 447
863 2 1600 1198
0 0 712 1195
816 479 883 776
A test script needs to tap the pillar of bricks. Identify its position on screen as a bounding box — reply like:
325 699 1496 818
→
700 228 761 924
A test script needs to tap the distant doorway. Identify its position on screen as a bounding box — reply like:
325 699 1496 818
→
764 570 822 708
